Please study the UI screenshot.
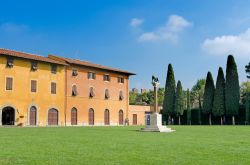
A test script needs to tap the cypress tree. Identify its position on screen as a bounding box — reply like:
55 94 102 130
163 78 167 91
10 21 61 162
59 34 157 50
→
203 72 215 125
246 62 250 79
175 80 184 125
186 89 191 125
225 55 240 125
212 67 225 125
246 92 250 125
163 64 176 124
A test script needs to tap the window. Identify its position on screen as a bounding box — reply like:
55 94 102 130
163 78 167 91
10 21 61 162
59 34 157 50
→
31 80 37 92
103 74 110 81
89 87 95 98
88 72 96 79
105 89 110 99
118 77 124 83
6 77 13 90
51 65 57 74
119 91 124 101
31 61 38 71
72 85 77 96
72 69 78 76
51 82 56 94
6 58 14 68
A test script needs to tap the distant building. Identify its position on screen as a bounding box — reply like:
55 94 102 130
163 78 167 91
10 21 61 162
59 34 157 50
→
141 88 147 93
132 88 138 94
0 48 135 126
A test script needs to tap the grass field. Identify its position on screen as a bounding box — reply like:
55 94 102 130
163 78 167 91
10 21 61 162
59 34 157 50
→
0 126 249 165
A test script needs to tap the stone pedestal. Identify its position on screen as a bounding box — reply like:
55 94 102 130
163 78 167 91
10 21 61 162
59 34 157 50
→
141 113 175 133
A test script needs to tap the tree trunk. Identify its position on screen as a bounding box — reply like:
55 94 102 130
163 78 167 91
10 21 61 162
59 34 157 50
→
178 116 181 125
172 117 174 125
209 114 212 125
232 116 235 125
220 116 223 125
223 116 226 124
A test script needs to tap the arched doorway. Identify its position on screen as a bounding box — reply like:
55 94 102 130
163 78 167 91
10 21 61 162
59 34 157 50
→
119 110 124 125
89 108 94 125
71 107 77 125
104 109 110 125
29 106 37 126
48 108 58 125
2 106 15 125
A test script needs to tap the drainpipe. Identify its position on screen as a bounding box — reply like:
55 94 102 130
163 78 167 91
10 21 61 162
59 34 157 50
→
64 66 67 127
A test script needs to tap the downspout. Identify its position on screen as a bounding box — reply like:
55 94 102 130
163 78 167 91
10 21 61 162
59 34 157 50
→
64 66 67 126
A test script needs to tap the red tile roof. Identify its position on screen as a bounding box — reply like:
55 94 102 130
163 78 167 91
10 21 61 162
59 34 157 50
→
48 55 135 75
0 48 67 65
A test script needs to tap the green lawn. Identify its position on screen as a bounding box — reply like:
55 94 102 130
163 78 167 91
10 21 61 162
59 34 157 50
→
0 126 249 165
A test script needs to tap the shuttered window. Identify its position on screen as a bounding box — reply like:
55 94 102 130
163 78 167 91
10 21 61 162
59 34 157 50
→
89 87 95 98
31 61 38 71
88 72 96 79
118 77 124 83
31 80 37 92
6 77 13 90
51 65 57 74
72 85 77 96
119 91 124 101
6 58 14 68
51 82 56 94
103 75 110 81
105 89 110 99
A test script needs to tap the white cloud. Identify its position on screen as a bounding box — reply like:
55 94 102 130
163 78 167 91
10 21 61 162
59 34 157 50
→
202 28 250 58
138 15 192 42
130 18 144 28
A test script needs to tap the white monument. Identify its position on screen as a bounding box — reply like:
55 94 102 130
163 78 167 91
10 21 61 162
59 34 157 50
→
141 76 175 133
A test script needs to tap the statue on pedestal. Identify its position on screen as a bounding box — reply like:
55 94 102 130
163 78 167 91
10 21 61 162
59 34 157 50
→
140 75 175 133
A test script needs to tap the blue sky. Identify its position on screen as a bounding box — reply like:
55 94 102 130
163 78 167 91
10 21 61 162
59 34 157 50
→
1 0 250 90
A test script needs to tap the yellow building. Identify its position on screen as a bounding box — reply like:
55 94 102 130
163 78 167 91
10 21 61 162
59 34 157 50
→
0 49 66 126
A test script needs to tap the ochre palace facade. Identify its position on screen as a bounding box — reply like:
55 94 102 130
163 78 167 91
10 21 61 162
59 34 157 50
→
0 48 136 126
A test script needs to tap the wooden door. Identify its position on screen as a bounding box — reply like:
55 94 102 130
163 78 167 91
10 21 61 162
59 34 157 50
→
133 114 137 125
71 108 77 125
119 110 123 125
104 109 110 125
29 106 37 125
89 109 94 125
48 109 58 125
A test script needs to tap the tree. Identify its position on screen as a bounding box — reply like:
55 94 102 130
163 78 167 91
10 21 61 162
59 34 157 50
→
187 89 191 125
191 79 206 124
203 72 215 125
246 62 250 79
163 64 176 124
212 67 225 125
129 92 137 105
225 55 240 125
175 81 184 125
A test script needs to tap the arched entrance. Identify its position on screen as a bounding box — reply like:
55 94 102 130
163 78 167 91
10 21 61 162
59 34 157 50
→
29 106 37 126
119 110 124 125
48 108 58 125
2 106 15 125
71 107 77 125
89 108 94 125
104 109 110 125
